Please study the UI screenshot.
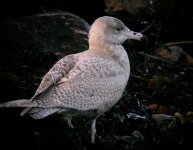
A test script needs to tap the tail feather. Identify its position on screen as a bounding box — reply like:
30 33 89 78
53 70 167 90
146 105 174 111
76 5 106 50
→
0 99 37 107
20 107 32 116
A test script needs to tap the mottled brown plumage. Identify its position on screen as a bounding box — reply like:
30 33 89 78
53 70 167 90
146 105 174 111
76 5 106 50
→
0 16 144 143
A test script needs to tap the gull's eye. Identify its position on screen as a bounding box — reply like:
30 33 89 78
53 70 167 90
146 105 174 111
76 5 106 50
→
116 26 123 31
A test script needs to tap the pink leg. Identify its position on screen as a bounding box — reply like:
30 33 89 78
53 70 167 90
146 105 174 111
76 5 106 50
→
91 118 97 143
66 117 73 128
91 114 102 143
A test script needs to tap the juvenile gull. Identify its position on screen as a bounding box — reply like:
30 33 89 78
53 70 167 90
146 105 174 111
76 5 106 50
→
0 16 144 143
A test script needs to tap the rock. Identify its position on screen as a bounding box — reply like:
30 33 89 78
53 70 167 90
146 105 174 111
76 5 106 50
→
148 104 169 114
131 130 144 141
147 74 171 97
0 11 89 56
155 45 193 65
0 12 90 99
174 111 193 125
155 46 183 62
151 114 175 126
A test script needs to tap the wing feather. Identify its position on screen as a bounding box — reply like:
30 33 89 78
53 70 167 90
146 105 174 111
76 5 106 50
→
20 54 79 115
32 54 79 99
30 58 127 113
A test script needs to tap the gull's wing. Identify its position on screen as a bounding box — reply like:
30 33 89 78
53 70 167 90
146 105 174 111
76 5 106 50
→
31 54 79 100
20 54 79 115
31 57 128 112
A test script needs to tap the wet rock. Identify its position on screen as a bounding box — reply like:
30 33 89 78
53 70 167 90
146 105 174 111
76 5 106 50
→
147 74 171 89
174 111 193 125
155 45 193 66
131 130 144 141
155 46 184 62
151 114 175 127
148 104 169 114
0 11 89 56
0 12 89 100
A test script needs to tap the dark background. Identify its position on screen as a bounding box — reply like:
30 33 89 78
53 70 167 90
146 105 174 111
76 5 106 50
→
0 0 105 23
0 0 193 150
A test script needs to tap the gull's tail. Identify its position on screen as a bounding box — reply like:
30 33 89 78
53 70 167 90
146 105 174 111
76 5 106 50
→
0 99 36 108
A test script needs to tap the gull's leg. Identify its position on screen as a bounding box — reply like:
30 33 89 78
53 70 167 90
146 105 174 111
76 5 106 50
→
91 117 97 143
66 117 73 128
91 115 101 143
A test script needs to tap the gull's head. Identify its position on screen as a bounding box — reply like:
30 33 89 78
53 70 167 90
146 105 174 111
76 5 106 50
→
89 16 145 50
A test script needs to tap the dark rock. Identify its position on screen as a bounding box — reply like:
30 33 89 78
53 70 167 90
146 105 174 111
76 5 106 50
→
0 12 89 100
0 11 89 55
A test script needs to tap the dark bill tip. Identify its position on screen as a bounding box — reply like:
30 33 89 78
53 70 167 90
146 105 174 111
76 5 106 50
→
141 35 148 43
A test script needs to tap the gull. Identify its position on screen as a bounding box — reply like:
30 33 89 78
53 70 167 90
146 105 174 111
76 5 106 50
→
0 16 145 143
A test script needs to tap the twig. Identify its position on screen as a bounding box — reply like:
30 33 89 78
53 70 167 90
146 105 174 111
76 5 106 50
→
138 51 193 71
164 41 193 47
140 23 154 33
138 51 174 64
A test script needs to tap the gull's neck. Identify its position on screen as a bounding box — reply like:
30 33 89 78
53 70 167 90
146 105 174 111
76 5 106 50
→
88 36 130 78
